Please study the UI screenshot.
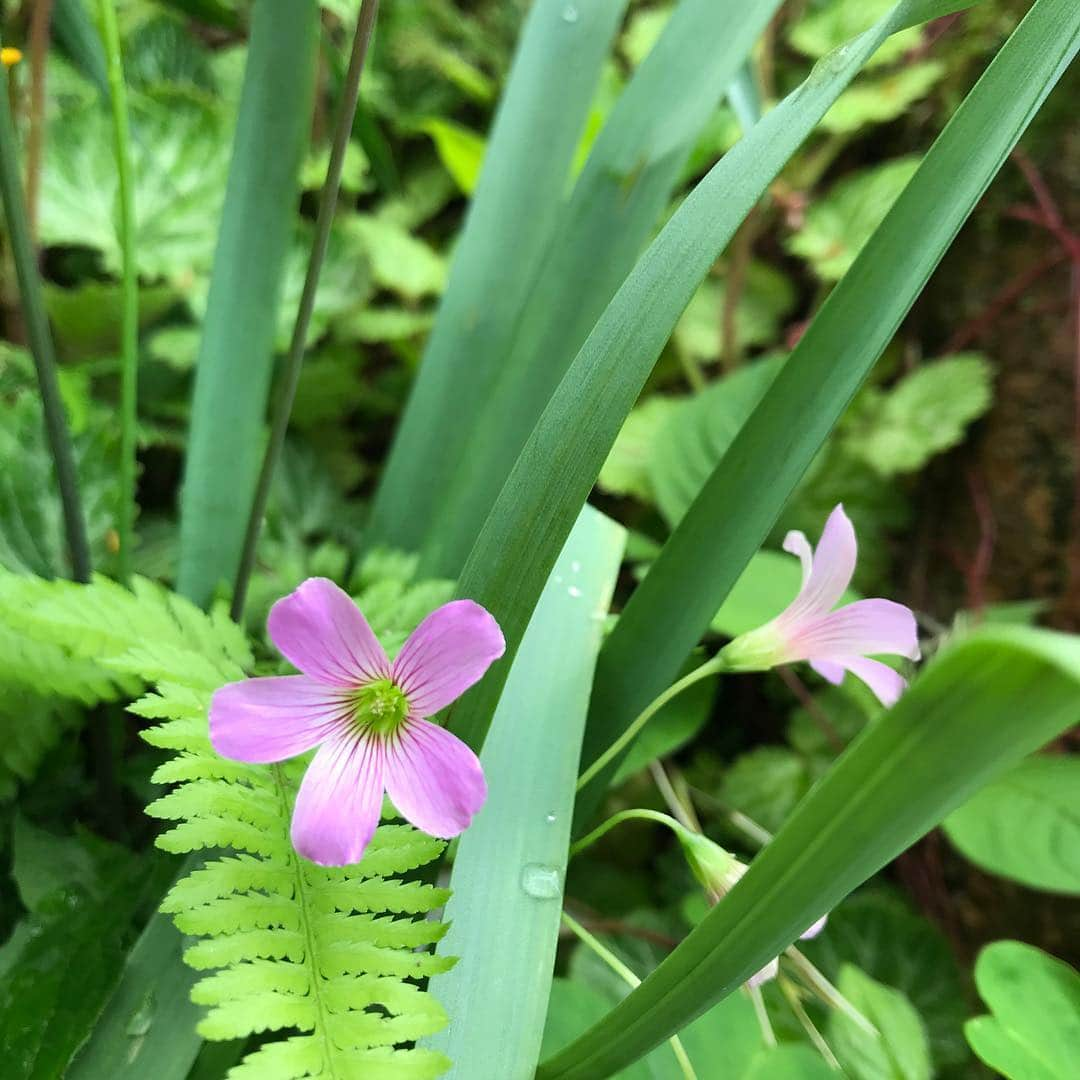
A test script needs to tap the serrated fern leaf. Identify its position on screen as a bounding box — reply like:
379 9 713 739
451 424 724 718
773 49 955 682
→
0 685 81 800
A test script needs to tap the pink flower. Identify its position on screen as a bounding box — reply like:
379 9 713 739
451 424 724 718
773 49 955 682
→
209 578 505 866
720 504 919 706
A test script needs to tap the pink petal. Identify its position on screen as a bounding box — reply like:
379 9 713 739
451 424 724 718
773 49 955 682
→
782 530 813 586
268 578 389 687
391 600 505 718
291 732 385 866
781 504 857 622
842 656 908 708
810 659 845 685
801 914 828 940
383 718 486 839
210 676 348 764
790 598 920 663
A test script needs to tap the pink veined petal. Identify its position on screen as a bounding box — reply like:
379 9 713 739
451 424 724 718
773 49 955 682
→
391 600 505 718
291 731 386 866
780 504 857 623
268 577 390 687
782 530 813 587
747 957 780 988
789 598 920 663
842 656 908 708
810 659 845 685
210 675 349 764
383 718 487 839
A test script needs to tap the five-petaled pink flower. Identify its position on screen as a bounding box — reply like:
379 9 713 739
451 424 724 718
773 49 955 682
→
210 578 505 866
720 504 919 706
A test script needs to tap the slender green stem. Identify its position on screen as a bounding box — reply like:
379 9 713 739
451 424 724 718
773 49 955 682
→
0 36 91 581
745 983 776 1048
650 760 699 831
569 808 684 859
561 913 697 1080
230 0 380 622
577 657 724 790
96 0 138 583
785 947 878 1038
778 975 841 1071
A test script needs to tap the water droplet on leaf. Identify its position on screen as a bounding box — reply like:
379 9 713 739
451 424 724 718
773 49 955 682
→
521 863 562 899
561 4 579 24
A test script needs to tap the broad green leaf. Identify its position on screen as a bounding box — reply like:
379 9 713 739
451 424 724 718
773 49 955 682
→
419 0 785 575
822 62 945 134
943 754 1080 895
419 117 486 195
577 0 1075 826
176 2 319 606
598 398 678 503
347 215 446 302
787 157 922 281
803 890 970 1071
719 747 812 835
827 965 932 1080
537 624 1080 1079
651 354 784 528
743 1046 834 1080
423 507 626 1077
965 941 1080 1080
788 0 922 68
368 0 629 552
673 265 797 360
39 97 231 283
841 354 993 476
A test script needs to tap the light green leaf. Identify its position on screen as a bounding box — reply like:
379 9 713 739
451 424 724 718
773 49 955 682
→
965 941 1080 1080
788 157 922 281
789 0 922 68
424 508 626 1077
827 964 932 1080
598 397 678 503
943 754 1080 895
419 118 486 195
841 353 993 476
650 355 784 528
822 62 945 134
346 215 446 302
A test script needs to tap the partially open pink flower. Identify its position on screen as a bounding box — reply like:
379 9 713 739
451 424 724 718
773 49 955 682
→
210 578 504 866
720 504 919 706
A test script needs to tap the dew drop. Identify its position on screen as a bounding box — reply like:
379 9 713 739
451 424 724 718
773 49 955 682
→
571 560 582 574
545 812 557 824
561 4 579 24
521 863 563 900
567 585 583 598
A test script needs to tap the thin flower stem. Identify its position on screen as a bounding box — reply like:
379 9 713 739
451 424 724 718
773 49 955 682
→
577 656 724 790
745 983 776 1047
26 0 54 234
650 760 699 831
561 912 698 1080
569 808 684 859
728 809 773 849
96 0 138 583
0 36 91 581
778 975 841 1071
785 946 878 1038
231 0 380 622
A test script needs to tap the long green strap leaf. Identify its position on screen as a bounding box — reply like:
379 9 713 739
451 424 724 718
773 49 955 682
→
422 0 783 576
447 0 962 752
176 0 319 608
368 0 628 553
538 625 1080 1079
424 507 625 1078
575 0 1080 823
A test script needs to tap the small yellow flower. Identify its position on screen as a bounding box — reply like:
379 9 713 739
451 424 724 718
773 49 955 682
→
1 47 22 68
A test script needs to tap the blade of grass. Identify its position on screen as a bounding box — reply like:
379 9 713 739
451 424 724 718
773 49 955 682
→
538 626 1080 1078
423 506 625 1079
95 0 138 584
231 0 380 621
574 0 1080 826
0 32 91 582
176 0 319 608
445 0 968 753
421 0 784 576
367 0 629 553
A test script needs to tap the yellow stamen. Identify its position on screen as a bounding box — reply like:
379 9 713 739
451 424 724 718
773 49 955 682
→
1 48 22 68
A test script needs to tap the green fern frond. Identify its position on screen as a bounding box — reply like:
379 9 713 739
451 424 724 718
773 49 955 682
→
0 685 81 799
3 571 456 1077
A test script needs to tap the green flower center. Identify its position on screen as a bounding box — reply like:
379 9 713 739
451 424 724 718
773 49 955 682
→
350 678 410 738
